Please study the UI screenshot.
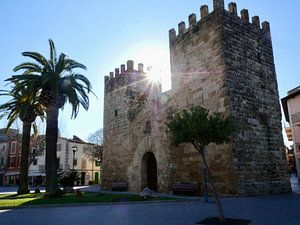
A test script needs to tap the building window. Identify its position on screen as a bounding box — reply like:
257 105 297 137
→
57 143 61 152
9 157 16 168
31 147 37 154
57 158 60 169
7 157 10 168
11 142 16 154
288 149 294 155
39 149 45 156
115 109 118 117
143 121 151 134
81 159 86 169
95 160 100 167
0 158 4 166
2 145 5 151
298 144 300 152
33 159 38 165
39 165 45 172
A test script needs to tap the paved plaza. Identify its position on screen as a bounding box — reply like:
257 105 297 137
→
0 194 300 225
0 176 299 225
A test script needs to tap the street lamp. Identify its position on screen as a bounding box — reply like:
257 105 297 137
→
72 146 77 170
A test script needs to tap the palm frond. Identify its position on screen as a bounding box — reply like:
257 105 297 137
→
13 62 42 73
64 59 87 71
49 39 57 69
58 73 94 118
72 73 97 99
5 111 19 132
22 52 51 69
55 53 67 75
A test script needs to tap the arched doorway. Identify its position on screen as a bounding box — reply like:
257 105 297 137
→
141 152 157 191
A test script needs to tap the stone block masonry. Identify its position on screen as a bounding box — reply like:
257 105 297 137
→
101 0 291 195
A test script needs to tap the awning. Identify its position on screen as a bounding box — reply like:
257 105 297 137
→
5 172 20 176
5 171 45 176
28 172 45 177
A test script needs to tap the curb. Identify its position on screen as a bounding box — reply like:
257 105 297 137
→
0 198 205 210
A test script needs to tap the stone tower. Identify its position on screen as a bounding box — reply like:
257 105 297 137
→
102 0 291 195
102 60 170 191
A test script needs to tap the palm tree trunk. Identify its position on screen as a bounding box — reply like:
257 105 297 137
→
200 145 225 222
18 121 31 194
45 104 60 196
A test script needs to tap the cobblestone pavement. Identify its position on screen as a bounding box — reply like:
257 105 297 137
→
0 176 299 225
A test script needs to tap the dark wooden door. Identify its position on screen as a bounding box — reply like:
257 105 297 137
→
147 154 157 191
81 172 85 185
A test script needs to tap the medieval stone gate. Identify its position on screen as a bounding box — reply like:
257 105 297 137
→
101 0 291 195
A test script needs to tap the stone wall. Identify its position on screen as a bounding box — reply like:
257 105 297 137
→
168 1 237 195
102 61 137 189
219 6 291 195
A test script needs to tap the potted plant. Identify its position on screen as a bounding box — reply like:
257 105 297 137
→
58 169 81 193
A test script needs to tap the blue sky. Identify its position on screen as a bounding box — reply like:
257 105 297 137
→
0 0 299 141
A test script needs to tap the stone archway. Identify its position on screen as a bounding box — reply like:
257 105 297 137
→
141 152 157 191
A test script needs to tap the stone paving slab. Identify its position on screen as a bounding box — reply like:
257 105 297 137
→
0 176 299 225
0 193 300 225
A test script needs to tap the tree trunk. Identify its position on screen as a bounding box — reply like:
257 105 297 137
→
200 145 225 222
45 104 61 197
18 121 31 194
203 166 208 203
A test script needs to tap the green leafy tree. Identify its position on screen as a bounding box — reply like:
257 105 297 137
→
167 106 234 222
8 39 95 197
0 85 44 194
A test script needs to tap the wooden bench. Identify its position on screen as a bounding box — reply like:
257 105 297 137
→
111 182 128 191
171 183 199 196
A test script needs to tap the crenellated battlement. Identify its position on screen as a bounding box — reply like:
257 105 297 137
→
169 0 271 45
104 60 145 93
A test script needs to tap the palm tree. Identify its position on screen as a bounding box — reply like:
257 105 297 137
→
0 85 44 194
8 39 94 196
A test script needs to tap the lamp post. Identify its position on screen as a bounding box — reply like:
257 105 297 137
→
72 146 77 170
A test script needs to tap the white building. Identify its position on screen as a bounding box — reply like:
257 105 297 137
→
282 86 300 180
0 136 9 186
29 135 101 185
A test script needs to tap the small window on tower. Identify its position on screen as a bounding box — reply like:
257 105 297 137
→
143 121 151 134
115 109 118 117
